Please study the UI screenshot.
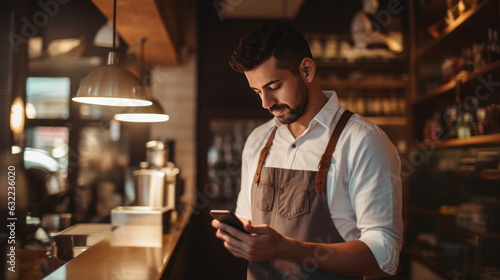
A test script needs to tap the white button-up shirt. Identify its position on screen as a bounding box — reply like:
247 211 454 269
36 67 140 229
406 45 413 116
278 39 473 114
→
235 91 403 275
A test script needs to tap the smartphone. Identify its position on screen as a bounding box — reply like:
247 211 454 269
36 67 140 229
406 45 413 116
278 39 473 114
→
210 210 249 234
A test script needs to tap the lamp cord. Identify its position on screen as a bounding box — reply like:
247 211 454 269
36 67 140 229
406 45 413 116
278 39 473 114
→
140 38 146 81
282 0 287 19
112 0 117 52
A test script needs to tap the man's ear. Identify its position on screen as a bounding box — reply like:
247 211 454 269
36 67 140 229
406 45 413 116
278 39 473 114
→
299 57 316 83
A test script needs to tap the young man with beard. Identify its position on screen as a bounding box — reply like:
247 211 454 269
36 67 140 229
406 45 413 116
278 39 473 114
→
212 21 403 279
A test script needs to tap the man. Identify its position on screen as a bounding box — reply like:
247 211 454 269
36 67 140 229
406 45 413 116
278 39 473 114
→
212 21 403 279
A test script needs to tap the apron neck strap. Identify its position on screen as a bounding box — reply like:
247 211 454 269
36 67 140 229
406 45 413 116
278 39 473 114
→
315 110 353 193
252 110 354 189
253 126 278 184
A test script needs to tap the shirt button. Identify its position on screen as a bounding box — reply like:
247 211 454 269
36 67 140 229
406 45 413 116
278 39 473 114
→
291 144 296 148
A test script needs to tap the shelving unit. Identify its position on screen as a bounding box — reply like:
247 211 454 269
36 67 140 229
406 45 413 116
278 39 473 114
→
408 0 500 278
421 133 500 148
415 59 500 104
405 248 461 280
414 167 500 181
304 0 410 138
29 57 104 76
319 78 409 126
315 60 407 69
319 79 408 89
367 116 407 126
416 0 497 59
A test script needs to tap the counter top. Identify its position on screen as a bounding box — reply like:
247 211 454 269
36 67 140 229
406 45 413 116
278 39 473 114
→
43 202 193 280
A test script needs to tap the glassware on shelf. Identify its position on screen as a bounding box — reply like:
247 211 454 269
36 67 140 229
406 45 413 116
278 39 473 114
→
457 112 472 139
355 91 366 116
424 111 445 143
309 37 324 61
207 119 267 204
446 0 466 24
322 36 338 61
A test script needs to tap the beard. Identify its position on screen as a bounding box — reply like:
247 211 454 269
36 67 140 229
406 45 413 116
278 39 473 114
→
269 77 309 125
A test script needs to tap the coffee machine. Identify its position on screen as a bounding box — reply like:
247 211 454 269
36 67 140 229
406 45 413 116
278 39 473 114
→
111 140 181 229
133 140 180 210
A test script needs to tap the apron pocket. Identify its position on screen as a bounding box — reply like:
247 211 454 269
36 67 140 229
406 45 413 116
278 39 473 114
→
278 186 310 220
255 182 274 211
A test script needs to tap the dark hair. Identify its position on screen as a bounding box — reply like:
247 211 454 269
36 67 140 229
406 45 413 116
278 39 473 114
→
229 20 312 74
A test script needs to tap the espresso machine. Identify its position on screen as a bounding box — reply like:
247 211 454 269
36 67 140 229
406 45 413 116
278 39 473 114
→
133 140 180 209
111 140 180 229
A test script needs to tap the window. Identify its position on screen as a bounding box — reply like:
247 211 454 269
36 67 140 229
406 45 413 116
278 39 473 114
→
26 77 70 119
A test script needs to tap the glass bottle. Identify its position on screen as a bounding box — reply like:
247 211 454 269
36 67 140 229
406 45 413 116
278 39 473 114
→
355 90 366 116
493 29 500 62
372 91 383 116
475 107 486 135
463 47 474 72
390 91 399 116
463 112 472 138
382 92 392 116
486 28 493 64
444 106 458 139
398 94 406 117
365 91 374 116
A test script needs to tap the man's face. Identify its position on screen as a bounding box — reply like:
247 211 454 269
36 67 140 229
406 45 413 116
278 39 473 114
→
245 57 309 125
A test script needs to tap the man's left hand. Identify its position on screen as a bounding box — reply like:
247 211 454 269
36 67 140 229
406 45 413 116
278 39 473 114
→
212 219 289 262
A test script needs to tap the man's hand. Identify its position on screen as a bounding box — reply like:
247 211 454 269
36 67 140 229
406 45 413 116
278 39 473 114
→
211 217 389 276
211 218 289 262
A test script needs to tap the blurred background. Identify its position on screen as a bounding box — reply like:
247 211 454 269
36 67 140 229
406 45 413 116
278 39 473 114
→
1 0 500 279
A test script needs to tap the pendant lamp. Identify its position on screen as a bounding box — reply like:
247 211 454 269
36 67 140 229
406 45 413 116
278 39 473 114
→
114 98 170 122
72 0 151 107
114 38 170 122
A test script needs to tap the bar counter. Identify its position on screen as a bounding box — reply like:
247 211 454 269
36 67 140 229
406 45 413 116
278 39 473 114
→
44 202 193 280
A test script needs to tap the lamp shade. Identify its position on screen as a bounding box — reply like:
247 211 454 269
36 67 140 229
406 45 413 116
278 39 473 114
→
114 98 169 122
94 21 120 48
73 52 152 107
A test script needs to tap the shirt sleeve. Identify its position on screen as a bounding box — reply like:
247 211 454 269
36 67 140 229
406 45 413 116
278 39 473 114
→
235 142 252 220
349 127 403 275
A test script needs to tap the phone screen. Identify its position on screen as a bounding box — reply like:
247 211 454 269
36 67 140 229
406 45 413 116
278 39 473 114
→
210 210 249 234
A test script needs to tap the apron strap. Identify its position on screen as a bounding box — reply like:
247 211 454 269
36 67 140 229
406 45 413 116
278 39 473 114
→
253 126 278 184
315 110 354 193
252 110 353 188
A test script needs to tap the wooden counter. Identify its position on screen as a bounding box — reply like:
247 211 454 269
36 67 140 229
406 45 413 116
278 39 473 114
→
43 203 193 280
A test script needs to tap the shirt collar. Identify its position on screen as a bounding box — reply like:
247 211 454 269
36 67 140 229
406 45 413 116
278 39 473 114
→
314 91 341 129
272 91 341 129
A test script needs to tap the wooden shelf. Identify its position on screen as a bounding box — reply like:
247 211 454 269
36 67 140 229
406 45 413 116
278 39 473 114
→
417 0 497 59
366 116 407 126
316 60 406 69
408 1 500 278
415 79 456 104
415 168 500 181
479 169 500 180
421 133 500 148
29 56 104 75
414 60 500 104
455 224 500 240
411 205 439 217
320 79 408 89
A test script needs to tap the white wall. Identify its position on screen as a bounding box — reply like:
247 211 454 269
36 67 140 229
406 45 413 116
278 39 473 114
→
150 55 197 201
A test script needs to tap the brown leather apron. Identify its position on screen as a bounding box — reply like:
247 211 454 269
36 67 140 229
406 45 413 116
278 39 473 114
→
248 110 362 280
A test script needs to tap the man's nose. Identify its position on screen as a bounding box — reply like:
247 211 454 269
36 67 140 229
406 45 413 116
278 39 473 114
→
261 89 276 109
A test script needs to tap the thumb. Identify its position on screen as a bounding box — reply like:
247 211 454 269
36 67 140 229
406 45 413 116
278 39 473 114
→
246 224 272 234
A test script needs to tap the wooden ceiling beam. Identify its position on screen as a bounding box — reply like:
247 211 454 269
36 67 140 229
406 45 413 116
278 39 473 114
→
91 0 180 66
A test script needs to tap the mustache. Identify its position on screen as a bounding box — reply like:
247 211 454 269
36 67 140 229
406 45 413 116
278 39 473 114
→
269 104 289 112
